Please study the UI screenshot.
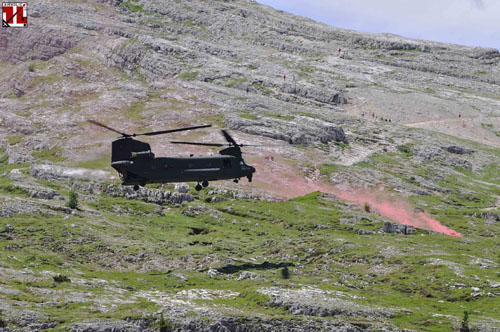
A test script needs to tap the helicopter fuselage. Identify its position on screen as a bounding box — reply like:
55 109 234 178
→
112 155 255 186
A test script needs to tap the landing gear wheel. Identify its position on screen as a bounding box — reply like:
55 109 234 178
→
233 179 239 184
202 180 209 187
133 185 140 191
195 183 202 191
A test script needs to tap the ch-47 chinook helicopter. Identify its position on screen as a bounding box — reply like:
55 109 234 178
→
88 120 257 191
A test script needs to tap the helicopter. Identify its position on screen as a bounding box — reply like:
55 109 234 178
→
88 120 256 191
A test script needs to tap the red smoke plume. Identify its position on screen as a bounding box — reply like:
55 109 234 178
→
334 189 462 237
249 159 462 237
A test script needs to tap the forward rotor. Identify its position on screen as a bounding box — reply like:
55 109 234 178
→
170 130 283 148
88 120 211 138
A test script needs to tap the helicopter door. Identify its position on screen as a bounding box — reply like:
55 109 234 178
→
223 159 232 169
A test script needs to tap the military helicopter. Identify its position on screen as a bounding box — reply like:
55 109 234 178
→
88 120 256 191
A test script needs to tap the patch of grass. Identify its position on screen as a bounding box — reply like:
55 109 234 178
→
32 147 65 162
7 135 23 145
481 123 493 129
250 83 272 96
89 195 160 216
0 177 29 196
178 71 199 80
74 158 110 170
396 144 413 157
320 164 341 177
73 57 93 67
237 110 258 120
223 77 247 88
124 100 146 121
183 20 196 27
201 113 225 128
264 113 294 121
296 64 315 77
119 1 144 12
30 74 64 87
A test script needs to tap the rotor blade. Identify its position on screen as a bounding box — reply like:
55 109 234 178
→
138 124 212 137
221 130 238 146
238 144 286 147
88 120 129 136
170 141 226 147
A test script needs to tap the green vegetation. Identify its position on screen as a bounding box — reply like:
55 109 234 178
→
73 57 93 68
74 157 110 170
67 190 78 210
7 135 23 145
32 147 65 162
319 164 341 177
363 202 370 213
250 83 272 96
396 144 413 156
238 110 258 120
178 71 199 80
158 315 173 332
0 310 6 328
30 74 64 87
183 20 196 27
224 77 247 88
460 311 470 332
0 178 498 331
124 99 147 120
119 1 144 12
296 64 315 77
264 112 294 121
2 132 500 331
53 274 71 283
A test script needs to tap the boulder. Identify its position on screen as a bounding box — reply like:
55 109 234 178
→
470 47 500 60
441 146 474 155
30 189 60 200
382 221 415 235
174 183 190 193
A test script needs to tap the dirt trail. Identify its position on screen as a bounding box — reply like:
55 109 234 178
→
404 116 479 126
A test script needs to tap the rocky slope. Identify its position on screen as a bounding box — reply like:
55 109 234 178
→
1 0 500 331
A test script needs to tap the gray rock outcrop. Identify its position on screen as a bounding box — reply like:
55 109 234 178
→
382 221 415 235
